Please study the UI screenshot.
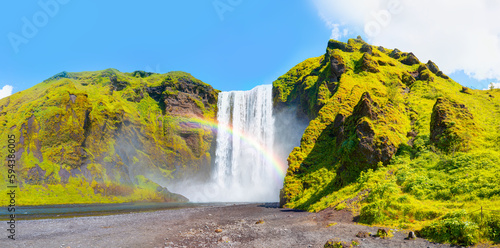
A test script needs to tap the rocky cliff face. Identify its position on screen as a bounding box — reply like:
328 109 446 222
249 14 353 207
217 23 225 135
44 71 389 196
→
274 37 497 212
0 69 219 205
274 38 500 245
429 97 479 152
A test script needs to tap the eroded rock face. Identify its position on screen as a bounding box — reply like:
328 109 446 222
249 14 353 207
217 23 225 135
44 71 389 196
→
430 97 476 151
360 43 373 55
390 48 402 59
164 92 204 117
353 92 378 120
360 53 379 73
426 60 449 79
328 40 353 52
332 114 346 146
279 188 287 208
355 120 378 161
330 54 346 82
109 75 130 91
401 52 420 65
351 93 395 165
401 71 417 86
417 64 434 82
436 71 450 80
426 60 440 74
146 79 217 117
330 93 397 167
156 186 189 202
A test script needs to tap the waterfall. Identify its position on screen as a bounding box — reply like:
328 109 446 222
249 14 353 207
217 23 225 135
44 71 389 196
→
166 84 307 203
211 85 279 202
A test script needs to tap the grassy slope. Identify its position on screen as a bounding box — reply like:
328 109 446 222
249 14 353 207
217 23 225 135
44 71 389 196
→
274 38 500 245
0 69 219 206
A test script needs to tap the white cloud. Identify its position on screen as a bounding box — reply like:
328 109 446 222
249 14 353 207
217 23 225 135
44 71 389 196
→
484 82 500 90
0 85 13 99
327 23 349 40
312 0 500 82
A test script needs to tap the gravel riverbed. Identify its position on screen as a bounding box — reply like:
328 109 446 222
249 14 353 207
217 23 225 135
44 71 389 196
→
1 203 454 248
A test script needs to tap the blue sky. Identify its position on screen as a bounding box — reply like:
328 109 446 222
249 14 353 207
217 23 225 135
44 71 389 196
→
1 0 499 97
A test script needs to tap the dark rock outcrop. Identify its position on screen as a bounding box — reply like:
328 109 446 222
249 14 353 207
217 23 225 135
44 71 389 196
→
331 93 397 167
330 54 346 82
328 40 353 52
352 93 395 165
401 52 420 65
426 60 440 74
109 75 130 91
436 71 450 79
164 92 204 117
426 60 450 79
460 86 473 94
156 186 189 202
360 44 373 55
353 92 377 120
401 71 416 86
417 64 434 82
390 49 402 59
430 98 476 151
146 78 217 117
279 188 287 208
407 231 417 240
332 114 346 146
360 53 379 73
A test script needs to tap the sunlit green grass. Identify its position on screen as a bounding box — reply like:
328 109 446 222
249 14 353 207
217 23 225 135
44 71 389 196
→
0 69 215 207
276 38 500 245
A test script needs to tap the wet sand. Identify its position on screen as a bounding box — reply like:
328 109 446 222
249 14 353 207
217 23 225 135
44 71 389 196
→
2 203 453 248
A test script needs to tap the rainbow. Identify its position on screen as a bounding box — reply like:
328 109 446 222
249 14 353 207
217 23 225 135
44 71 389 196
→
182 116 287 179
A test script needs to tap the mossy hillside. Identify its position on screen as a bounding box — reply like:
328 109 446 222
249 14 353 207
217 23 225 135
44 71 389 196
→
276 38 500 245
0 69 219 206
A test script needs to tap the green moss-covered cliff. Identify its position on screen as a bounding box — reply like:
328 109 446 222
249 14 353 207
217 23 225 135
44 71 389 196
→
275 37 500 245
0 69 219 206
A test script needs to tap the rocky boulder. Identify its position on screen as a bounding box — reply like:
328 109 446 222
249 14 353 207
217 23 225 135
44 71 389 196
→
330 53 346 82
426 60 450 79
336 93 397 167
354 93 396 165
430 97 477 152
328 40 353 52
156 186 189 202
360 53 379 73
360 43 373 55
389 48 402 59
400 52 420 65
426 60 440 74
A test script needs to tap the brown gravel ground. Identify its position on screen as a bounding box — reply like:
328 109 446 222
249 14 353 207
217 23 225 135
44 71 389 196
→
2 203 463 248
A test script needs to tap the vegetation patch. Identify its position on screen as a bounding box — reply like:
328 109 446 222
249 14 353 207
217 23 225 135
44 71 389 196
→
0 69 217 206
277 38 500 245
